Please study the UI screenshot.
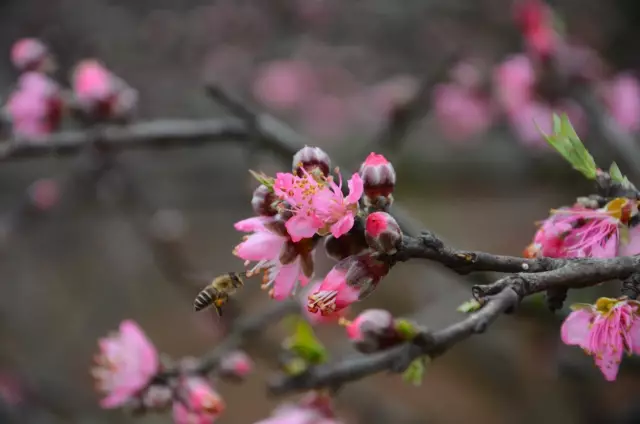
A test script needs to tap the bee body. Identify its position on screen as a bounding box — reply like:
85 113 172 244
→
194 272 246 316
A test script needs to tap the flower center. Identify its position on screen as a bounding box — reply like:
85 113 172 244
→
308 290 338 315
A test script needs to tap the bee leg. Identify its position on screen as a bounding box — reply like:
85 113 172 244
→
229 273 244 289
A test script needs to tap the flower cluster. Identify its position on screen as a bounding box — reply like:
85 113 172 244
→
524 197 640 259
232 146 400 319
525 192 640 381
2 38 137 138
91 320 254 423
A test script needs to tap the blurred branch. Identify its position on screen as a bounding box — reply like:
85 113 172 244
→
268 245 640 394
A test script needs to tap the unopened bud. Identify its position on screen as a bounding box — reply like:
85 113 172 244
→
27 178 59 211
218 350 253 382
292 146 331 177
324 232 368 261
359 153 396 198
365 212 402 254
341 309 403 353
251 184 278 216
11 38 50 72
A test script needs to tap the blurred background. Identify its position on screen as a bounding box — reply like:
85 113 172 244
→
1 0 640 423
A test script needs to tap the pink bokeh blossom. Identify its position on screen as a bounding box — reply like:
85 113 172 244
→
493 54 536 114
91 320 159 408
253 60 318 111
562 298 640 381
173 377 224 424
433 83 493 143
5 72 63 138
601 73 640 134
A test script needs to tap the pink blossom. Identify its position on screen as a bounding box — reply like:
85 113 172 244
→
307 253 390 316
173 377 224 424
561 297 640 381
233 216 314 299
11 38 50 72
274 169 363 240
433 83 493 142
620 225 640 256
218 350 253 380
253 60 318 111
493 55 535 114
601 73 640 133
513 0 557 59
71 59 137 122
302 281 347 325
5 72 63 138
91 320 159 408
255 392 341 424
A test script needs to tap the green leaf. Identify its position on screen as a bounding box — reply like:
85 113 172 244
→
538 113 598 180
282 316 328 365
394 319 419 340
248 170 275 190
457 299 482 313
609 162 624 183
402 356 430 386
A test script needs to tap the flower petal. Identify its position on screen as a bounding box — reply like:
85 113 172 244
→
234 216 273 232
629 318 640 355
330 214 354 239
620 225 640 256
589 232 619 258
345 173 364 204
235 232 284 261
285 215 321 242
561 309 593 348
594 344 623 382
273 262 301 300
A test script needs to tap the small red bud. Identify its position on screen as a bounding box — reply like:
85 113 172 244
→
251 184 278 216
365 212 402 254
359 152 396 198
292 146 331 177
343 309 403 353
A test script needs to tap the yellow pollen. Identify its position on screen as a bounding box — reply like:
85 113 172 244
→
338 317 352 327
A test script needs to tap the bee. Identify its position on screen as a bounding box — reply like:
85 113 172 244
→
193 272 247 316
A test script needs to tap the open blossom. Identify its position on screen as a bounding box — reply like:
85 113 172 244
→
525 199 637 259
561 297 640 381
91 320 159 408
302 281 347 325
493 55 535 114
173 377 224 424
307 253 390 316
255 392 341 424
274 168 363 241
233 216 315 299
5 72 63 138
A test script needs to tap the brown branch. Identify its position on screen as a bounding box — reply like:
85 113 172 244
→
267 249 640 394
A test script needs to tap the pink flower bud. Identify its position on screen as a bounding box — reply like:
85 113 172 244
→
307 253 390 316
323 232 368 262
365 212 402 254
252 184 278 216
71 59 137 124
343 309 402 353
6 72 63 138
218 350 253 381
292 146 331 177
91 320 159 409
173 377 225 424
11 38 50 73
358 152 396 198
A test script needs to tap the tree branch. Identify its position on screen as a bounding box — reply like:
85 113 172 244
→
267 236 640 395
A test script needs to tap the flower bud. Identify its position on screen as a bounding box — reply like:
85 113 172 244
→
292 146 331 177
217 350 253 382
173 377 224 424
251 184 278 216
359 152 396 198
365 212 402 254
342 309 403 353
323 232 368 261
11 38 50 73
